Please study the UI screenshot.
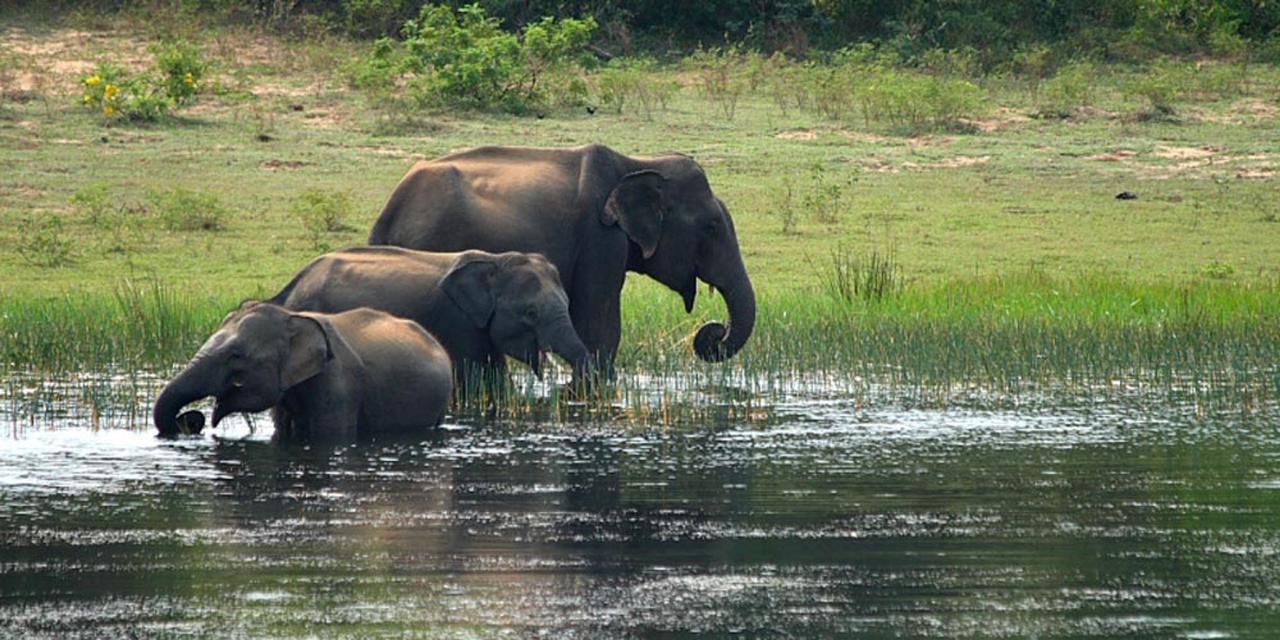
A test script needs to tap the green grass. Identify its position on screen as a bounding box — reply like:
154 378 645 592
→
2 20 1279 421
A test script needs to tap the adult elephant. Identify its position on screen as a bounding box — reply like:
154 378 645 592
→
367 144 755 372
266 246 589 386
153 302 452 441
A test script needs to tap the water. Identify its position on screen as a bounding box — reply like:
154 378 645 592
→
2 378 1280 638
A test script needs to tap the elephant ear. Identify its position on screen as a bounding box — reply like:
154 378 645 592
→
441 253 498 328
601 170 666 259
282 314 332 390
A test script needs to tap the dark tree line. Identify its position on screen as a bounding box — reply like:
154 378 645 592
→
17 0 1280 61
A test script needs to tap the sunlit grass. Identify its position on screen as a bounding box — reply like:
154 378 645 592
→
5 273 1275 428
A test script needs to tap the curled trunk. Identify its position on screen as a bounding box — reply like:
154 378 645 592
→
694 258 756 363
153 359 215 436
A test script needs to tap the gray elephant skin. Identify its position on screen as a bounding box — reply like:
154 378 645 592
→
367 143 756 371
153 302 453 441
267 246 589 385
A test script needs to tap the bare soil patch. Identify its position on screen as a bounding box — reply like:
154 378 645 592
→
1087 150 1138 162
259 159 308 170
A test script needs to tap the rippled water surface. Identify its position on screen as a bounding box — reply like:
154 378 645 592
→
3 382 1280 638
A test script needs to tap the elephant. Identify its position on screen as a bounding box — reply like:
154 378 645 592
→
153 302 453 441
265 246 590 387
366 143 755 373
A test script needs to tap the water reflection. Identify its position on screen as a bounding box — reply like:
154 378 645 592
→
2 381 1280 638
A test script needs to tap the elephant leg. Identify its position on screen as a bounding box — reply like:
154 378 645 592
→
568 292 620 382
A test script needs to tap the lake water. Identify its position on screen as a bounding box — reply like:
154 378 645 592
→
2 379 1279 638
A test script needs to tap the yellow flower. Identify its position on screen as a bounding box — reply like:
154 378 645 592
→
103 84 119 99
183 71 195 86
103 105 117 116
85 74 102 86
83 94 92 104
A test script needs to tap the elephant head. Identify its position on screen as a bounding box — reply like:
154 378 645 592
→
154 302 333 436
441 251 590 377
602 156 756 362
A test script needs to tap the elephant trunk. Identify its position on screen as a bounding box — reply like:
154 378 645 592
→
153 358 215 436
542 313 592 377
694 258 756 363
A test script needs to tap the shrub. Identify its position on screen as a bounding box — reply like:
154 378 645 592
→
291 189 354 250
15 214 75 267
802 162 855 226
1124 58 1189 116
399 3 595 113
594 57 677 118
1036 61 1097 117
150 40 206 105
148 188 231 231
70 183 113 227
344 37 400 91
1192 61 1248 99
684 46 750 120
80 63 169 122
859 70 986 130
1200 260 1235 279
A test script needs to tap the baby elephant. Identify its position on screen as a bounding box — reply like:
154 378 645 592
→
267 247 589 385
153 302 452 441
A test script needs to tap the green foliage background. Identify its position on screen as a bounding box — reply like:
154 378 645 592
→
17 0 1280 62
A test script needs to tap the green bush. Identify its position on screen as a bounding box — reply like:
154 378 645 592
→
148 188 231 231
80 63 169 122
594 57 677 118
1036 61 1097 117
1192 61 1249 99
291 189 354 250
344 37 400 91
859 70 986 130
15 214 75 267
150 40 206 105
399 3 595 113
684 46 751 120
70 183 113 227
1124 58 1189 116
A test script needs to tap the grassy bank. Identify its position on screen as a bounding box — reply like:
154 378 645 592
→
5 274 1277 383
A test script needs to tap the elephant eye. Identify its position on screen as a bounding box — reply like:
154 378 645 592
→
523 305 538 321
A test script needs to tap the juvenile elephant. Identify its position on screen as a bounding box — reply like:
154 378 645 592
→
367 144 755 373
153 302 452 441
267 247 589 386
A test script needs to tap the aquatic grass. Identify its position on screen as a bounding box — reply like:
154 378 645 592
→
3 272 1280 427
0 280 232 372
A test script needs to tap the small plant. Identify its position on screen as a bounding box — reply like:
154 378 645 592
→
801 162 856 226
291 189 354 249
151 40 207 106
776 175 799 235
1199 260 1235 280
148 188 231 231
70 183 113 226
15 214 75 267
821 246 902 304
